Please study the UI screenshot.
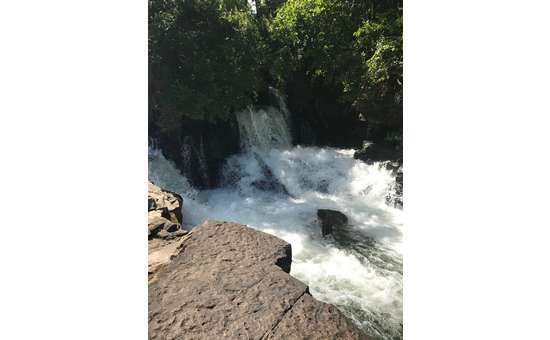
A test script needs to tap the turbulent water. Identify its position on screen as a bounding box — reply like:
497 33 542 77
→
148 99 403 339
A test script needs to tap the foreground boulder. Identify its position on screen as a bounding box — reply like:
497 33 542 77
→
149 220 366 340
318 209 348 236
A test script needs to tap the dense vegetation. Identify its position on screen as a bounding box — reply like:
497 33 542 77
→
149 0 402 148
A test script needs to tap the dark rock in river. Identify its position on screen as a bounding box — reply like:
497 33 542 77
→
318 209 349 237
354 142 402 164
148 220 366 340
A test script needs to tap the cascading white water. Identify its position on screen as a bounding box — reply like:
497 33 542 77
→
236 109 292 151
149 98 403 339
236 87 292 152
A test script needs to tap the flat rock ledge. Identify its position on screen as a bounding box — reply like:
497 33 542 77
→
149 220 367 340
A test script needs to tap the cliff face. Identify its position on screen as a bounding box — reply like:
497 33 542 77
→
148 218 367 340
150 116 241 189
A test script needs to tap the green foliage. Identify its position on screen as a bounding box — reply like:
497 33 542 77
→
256 0 286 18
268 0 402 137
149 0 265 132
353 14 402 127
270 0 360 87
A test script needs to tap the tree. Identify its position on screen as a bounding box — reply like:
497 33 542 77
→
149 0 266 133
268 0 402 145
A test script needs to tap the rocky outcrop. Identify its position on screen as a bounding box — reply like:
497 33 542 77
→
148 181 187 239
148 181 189 282
318 209 348 237
148 181 183 223
150 117 241 189
149 220 366 340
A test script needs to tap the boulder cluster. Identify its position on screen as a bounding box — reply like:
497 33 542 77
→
148 182 190 283
148 181 188 240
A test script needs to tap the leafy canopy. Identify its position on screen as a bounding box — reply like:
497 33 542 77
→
149 0 265 131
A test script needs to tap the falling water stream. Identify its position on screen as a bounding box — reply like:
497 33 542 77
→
149 96 403 339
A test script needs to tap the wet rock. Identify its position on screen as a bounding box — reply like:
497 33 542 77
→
151 117 241 189
318 209 348 237
148 220 366 340
354 142 402 164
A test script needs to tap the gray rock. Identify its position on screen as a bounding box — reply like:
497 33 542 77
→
148 181 183 224
148 182 190 282
148 182 187 239
148 220 366 340
264 293 365 340
148 235 190 284
318 209 348 236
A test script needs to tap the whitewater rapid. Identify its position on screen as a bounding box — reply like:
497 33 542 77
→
149 94 403 339
149 146 402 339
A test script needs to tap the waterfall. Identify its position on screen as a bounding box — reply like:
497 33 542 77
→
236 86 291 151
236 108 291 151
149 91 403 340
